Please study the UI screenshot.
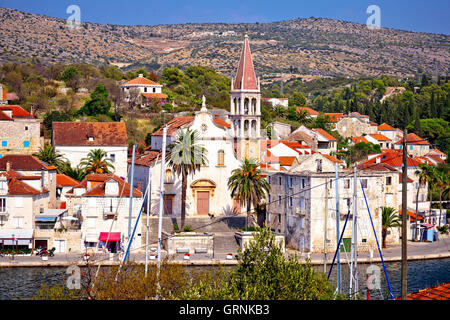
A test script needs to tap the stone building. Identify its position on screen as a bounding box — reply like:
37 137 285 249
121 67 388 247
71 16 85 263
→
65 173 143 253
266 169 386 254
0 105 42 157
121 74 167 107
0 155 58 208
335 112 371 138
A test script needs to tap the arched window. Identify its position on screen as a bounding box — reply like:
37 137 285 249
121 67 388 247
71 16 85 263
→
217 150 225 166
164 169 173 184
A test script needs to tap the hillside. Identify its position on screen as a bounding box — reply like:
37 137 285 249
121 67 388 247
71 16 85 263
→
0 7 449 81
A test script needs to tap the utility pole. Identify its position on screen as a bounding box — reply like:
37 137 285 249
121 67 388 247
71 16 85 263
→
401 130 408 300
156 125 167 295
335 162 341 293
145 157 153 276
350 165 358 299
324 182 328 274
127 144 136 262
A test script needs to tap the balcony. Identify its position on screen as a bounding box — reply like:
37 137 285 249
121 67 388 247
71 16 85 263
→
103 208 117 220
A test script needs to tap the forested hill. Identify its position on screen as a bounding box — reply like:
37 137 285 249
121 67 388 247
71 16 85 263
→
0 7 449 81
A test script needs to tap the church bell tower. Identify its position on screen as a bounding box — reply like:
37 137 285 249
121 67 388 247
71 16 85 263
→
229 34 261 161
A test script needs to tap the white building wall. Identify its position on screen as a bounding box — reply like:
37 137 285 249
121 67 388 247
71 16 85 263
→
55 145 128 178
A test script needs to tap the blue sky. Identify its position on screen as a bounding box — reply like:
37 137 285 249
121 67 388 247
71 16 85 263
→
0 0 448 34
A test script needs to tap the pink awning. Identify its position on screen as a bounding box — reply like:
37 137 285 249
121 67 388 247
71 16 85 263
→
99 232 121 242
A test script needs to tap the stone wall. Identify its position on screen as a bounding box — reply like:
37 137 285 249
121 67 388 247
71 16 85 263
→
0 119 41 156
163 232 214 255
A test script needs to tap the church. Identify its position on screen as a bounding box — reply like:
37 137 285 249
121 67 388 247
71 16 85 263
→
132 34 263 218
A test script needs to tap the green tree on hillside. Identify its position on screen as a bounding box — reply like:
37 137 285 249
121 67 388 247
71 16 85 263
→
77 84 113 118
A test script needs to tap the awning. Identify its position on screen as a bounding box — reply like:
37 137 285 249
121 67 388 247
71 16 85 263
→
36 216 57 222
99 232 121 242
35 209 68 223
0 229 34 245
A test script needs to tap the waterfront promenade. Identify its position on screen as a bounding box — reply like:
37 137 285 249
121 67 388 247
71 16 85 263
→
1 234 449 267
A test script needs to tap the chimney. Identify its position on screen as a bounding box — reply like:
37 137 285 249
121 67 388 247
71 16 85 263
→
6 161 11 172
137 181 141 191
41 168 45 190
376 157 381 164
138 73 143 78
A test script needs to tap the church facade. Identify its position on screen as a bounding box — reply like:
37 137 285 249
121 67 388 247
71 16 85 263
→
134 34 263 218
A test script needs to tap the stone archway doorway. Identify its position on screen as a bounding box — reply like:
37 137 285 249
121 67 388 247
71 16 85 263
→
191 179 216 215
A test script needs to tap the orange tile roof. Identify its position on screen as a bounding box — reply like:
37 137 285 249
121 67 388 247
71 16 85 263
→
405 133 430 145
213 115 231 128
53 122 128 146
7 177 47 195
0 110 13 121
399 210 424 222
297 107 319 116
322 154 343 163
123 76 161 86
324 113 343 122
377 123 396 131
131 151 161 167
68 174 142 197
361 150 420 168
369 134 392 141
0 155 57 171
394 282 450 300
56 174 79 186
152 116 194 137
352 136 369 144
425 154 445 164
279 156 296 166
313 128 337 141
369 121 378 126
0 105 35 118
142 92 167 100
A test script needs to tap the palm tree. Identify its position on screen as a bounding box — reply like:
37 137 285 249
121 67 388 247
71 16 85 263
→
61 162 87 182
166 128 208 229
381 207 402 249
227 158 271 228
33 144 67 172
79 149 115 174
434 164 450 228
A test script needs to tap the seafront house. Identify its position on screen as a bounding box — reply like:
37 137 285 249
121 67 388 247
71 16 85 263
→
266 168 386 254
52 121 129 178
0 170 50 252
0 155 58 208
0 104 42 157
65 173 143 253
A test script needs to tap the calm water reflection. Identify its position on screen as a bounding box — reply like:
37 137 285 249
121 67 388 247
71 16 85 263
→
0 258 448 300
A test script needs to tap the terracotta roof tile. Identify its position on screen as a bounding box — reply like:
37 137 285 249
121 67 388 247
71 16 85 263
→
56 174 79 186
52 122 128 146
0 110 13 121
0 105 34 118
313 128 337 141
324 113 343 122
0 155 57 171
152 116 194 136
68 173 142 197
378 123 396 131
369 134 392 141
394 282 450 300
322 154 343 163
123 76 161 86
213 115 231 128
7 177 47 195
352 136 369 144
297 107 319 116
142 92 167 99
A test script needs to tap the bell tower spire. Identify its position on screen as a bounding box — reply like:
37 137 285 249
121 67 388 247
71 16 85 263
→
229 34 261 161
